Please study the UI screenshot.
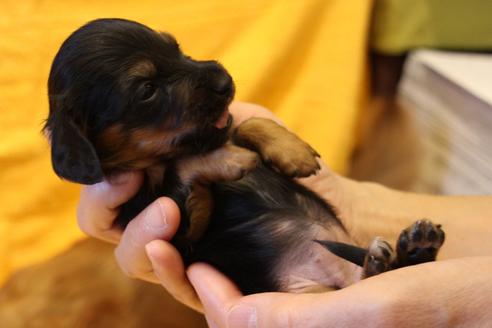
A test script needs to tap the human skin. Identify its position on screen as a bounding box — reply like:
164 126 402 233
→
77 101 492 326
186 257 492 328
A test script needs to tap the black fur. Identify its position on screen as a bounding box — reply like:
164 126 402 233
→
193 164 342 293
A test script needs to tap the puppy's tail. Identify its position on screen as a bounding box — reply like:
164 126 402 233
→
314 240 367 267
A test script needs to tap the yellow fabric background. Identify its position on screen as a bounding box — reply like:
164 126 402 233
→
0 0 371 284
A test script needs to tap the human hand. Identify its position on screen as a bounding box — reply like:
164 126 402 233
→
77 168 205 310
188 257 492 328
186 262 383 328
76 101 358 312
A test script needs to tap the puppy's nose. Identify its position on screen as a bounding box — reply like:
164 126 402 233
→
200 61 234 96
211 73 233 96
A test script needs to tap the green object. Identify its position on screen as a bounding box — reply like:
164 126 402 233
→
371 0 492 54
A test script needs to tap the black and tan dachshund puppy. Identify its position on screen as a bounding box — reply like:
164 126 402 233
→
44 18 445 294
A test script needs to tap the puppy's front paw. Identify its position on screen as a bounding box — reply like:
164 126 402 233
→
396 219 445 267
233 118 320 178
363 237 395 278
262 136 320 178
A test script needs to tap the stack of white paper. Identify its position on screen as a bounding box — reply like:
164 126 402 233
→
399 50 492 195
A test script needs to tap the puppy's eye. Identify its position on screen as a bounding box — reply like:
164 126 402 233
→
140 82 157 101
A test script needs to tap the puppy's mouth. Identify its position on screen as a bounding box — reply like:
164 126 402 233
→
215 110 230 129
211 86 234 130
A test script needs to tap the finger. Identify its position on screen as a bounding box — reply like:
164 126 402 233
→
114 197 180 283
146 240 203 312
77 171 143 243
188 263 244 327
229 101 284 126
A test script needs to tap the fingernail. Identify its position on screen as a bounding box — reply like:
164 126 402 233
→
108 171 133 185
144 200 167 229
227 305 258 328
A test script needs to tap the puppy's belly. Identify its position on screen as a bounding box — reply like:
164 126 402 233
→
276 225 363 293
190 164 357 294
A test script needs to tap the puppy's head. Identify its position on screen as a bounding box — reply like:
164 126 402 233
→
44 18 234 184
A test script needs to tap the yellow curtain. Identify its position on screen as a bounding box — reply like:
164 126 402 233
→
0 0 371 284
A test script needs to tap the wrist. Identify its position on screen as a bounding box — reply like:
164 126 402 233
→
336 177 420 246
383 258 492 327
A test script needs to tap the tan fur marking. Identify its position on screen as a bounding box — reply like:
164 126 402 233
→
185 184 214 242
146 165 166 190
127 60 156 79
177 144 259 241
97 124 192 170
176 143 259 185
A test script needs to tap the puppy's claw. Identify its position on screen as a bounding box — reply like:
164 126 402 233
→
267 145 320 178
310 146 321 158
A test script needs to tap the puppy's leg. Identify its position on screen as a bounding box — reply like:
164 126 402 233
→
362 237 396 278
185 183 213 242
177 144 259 241
177 144 259 184
232 117 320 178
395 219 445 267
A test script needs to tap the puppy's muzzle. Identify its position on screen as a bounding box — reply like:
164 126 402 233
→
210 70 233 96
199 61 235 98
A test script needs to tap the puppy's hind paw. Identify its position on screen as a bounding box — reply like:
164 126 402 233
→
363 237 395 278
396 219 445 267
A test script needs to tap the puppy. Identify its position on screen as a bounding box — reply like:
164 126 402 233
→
44 18 445 294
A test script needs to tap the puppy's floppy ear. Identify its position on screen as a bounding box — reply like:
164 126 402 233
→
49 118 104 184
